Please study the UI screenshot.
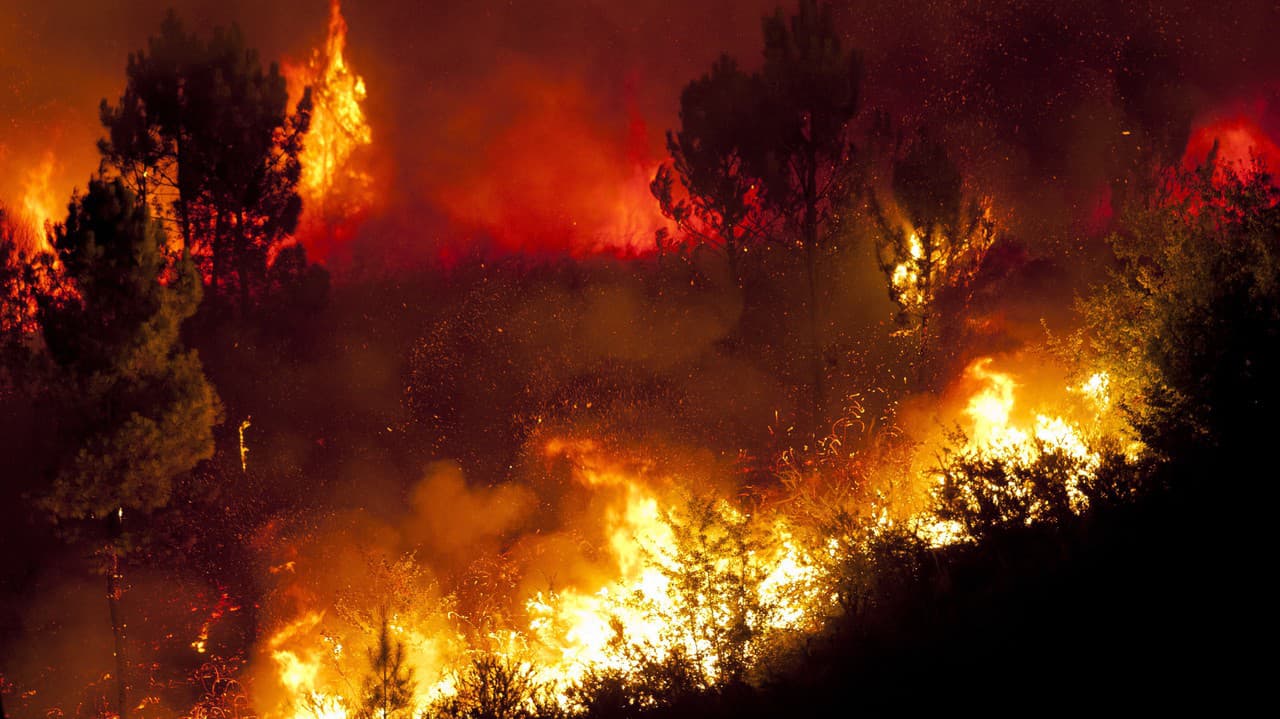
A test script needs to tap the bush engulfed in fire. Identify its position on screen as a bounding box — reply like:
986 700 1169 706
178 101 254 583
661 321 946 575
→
1 0 1275 716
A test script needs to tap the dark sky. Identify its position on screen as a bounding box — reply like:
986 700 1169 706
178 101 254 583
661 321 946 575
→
5 0 1280 259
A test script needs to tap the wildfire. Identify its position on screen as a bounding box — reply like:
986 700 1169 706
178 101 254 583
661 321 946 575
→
525 483 827 690
261 440 832 717
289 0 374 260
915 357 1117 545
256 361 1127 717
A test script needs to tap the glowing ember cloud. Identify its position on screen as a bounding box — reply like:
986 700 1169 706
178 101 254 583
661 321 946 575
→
1183 113 1280 173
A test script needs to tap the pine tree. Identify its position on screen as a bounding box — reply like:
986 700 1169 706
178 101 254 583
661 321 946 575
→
356 616 416 719
37 178 222 719
99 11 312 315
652 55 769 286
752 0 863 432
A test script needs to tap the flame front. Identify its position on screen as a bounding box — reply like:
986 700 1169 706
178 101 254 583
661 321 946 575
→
262 442 832 717
257 358 1127 718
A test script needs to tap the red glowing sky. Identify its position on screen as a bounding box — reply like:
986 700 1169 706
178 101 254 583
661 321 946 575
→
1184 112 1280 172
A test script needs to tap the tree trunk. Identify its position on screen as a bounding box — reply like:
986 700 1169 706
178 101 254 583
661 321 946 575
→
213 211 226 309
107 542 129 719
177 135 192 255
805 239 823 436
236 210 251 318
724 220 741 290
803 150 824 439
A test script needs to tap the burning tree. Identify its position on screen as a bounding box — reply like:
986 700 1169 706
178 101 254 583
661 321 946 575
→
0 208 52 346
35 178 221 718
870 134 995 376
433 653 553 719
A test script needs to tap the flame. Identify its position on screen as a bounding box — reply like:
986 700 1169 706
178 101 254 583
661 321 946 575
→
18 151 59 253
253 360 1130 717
889 231 927 313
289 0 373 262
262 440 830 716
238 418 252 473
962 357 1018 443
914 358 1113 544
965 358 1099 501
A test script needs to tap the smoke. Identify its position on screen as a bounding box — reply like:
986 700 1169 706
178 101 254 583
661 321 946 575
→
421 60 663 257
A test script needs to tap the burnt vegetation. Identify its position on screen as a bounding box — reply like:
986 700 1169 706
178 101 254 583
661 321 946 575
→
0 0 1273 716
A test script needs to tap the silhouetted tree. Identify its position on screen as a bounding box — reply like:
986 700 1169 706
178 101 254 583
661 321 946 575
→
750 0 863 431
933 437 1075 544
100 11 312 315
36 178 222 719
433 653 553 719
568 647 702 717
356 616 416 719
652 55 768 286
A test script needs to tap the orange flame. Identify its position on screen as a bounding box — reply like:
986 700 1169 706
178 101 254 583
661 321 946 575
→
260 438 831 716
289 0 373 262
18 151 59 253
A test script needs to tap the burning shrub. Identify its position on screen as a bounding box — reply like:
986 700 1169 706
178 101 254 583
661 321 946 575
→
431 653 558 719
565 648 703 718
930 426 1139 544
